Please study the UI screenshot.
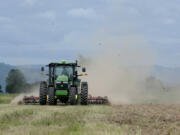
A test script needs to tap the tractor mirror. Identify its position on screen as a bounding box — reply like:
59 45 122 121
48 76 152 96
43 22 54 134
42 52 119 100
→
82 67 86 72
41 67 45 72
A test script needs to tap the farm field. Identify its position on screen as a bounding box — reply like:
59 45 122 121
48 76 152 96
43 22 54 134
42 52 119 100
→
0 102 180 135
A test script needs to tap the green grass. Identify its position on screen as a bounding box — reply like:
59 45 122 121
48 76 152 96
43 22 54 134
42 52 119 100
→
0 104 179 135
0 94 18 104
0 105 141 135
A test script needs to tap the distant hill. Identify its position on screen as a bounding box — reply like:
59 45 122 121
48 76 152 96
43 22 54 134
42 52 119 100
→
151 65 180 86
16 65 45 84
0 63 180 92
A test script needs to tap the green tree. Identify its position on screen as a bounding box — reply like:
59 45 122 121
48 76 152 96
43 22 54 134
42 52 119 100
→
6 69 27 93
0 85 2 93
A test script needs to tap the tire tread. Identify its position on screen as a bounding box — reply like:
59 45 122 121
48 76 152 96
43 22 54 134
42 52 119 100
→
39 81 47 105
81 82 88 105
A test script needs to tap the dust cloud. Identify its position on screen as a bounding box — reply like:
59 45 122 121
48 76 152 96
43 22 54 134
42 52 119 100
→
80 34 157 104
11 84 39 104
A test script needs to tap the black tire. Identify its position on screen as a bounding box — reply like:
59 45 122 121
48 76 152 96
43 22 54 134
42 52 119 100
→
48 87 57 105
39 81 47 105
81 82 88 105
69 87 77 105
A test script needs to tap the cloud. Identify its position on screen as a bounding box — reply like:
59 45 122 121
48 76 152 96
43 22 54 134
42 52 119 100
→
24 0 37 6
38 11 56 20
0 0 180 66
164 18 176 25
67 8 96 19
0 17 11 22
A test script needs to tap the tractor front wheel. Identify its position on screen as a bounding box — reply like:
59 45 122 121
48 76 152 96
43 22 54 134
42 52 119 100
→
39 81 47 105
69 87 77 105
81 82 88 105
48 87 57 105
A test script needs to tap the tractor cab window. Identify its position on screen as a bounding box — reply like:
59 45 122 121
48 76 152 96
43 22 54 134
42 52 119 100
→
55 66 73 79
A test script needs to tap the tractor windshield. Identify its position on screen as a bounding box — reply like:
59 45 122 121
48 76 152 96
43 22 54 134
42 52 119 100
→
55 66 73 79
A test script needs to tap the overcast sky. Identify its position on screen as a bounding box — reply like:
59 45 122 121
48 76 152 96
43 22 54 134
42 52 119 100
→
0 0 180 67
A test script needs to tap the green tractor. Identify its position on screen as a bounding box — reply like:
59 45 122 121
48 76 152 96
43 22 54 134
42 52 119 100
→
39 60 88 105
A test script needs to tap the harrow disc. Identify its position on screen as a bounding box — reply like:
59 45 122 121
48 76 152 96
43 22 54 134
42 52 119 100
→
23 94 109 105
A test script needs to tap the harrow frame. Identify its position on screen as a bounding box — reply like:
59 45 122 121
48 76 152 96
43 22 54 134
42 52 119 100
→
23 94 109 105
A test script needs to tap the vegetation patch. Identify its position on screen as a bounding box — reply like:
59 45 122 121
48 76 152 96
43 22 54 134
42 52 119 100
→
0 94 17 104
0 109 34 130
0 105 179 135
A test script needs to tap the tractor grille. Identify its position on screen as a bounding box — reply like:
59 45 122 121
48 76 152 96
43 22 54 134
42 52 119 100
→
56 83 68 90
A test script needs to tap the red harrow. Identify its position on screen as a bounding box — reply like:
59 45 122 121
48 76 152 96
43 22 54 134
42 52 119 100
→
23 94 109 105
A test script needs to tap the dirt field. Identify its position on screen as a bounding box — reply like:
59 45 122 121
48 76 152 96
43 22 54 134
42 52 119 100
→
0 104 179 135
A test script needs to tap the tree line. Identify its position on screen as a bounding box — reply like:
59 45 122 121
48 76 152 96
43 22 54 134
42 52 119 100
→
0 69 37 93
0 85 2 93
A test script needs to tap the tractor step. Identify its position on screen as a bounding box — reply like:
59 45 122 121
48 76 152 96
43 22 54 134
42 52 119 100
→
23 95 109 105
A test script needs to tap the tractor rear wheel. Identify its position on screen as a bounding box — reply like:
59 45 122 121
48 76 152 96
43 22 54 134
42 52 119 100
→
69 87 77 105
39 81 47 105
81 82 88 105
48 87 57 105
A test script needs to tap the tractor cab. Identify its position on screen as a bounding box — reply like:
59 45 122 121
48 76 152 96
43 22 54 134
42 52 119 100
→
46 61 80 86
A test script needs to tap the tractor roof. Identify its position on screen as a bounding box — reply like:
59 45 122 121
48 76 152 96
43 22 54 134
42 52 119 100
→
47 62 79 67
